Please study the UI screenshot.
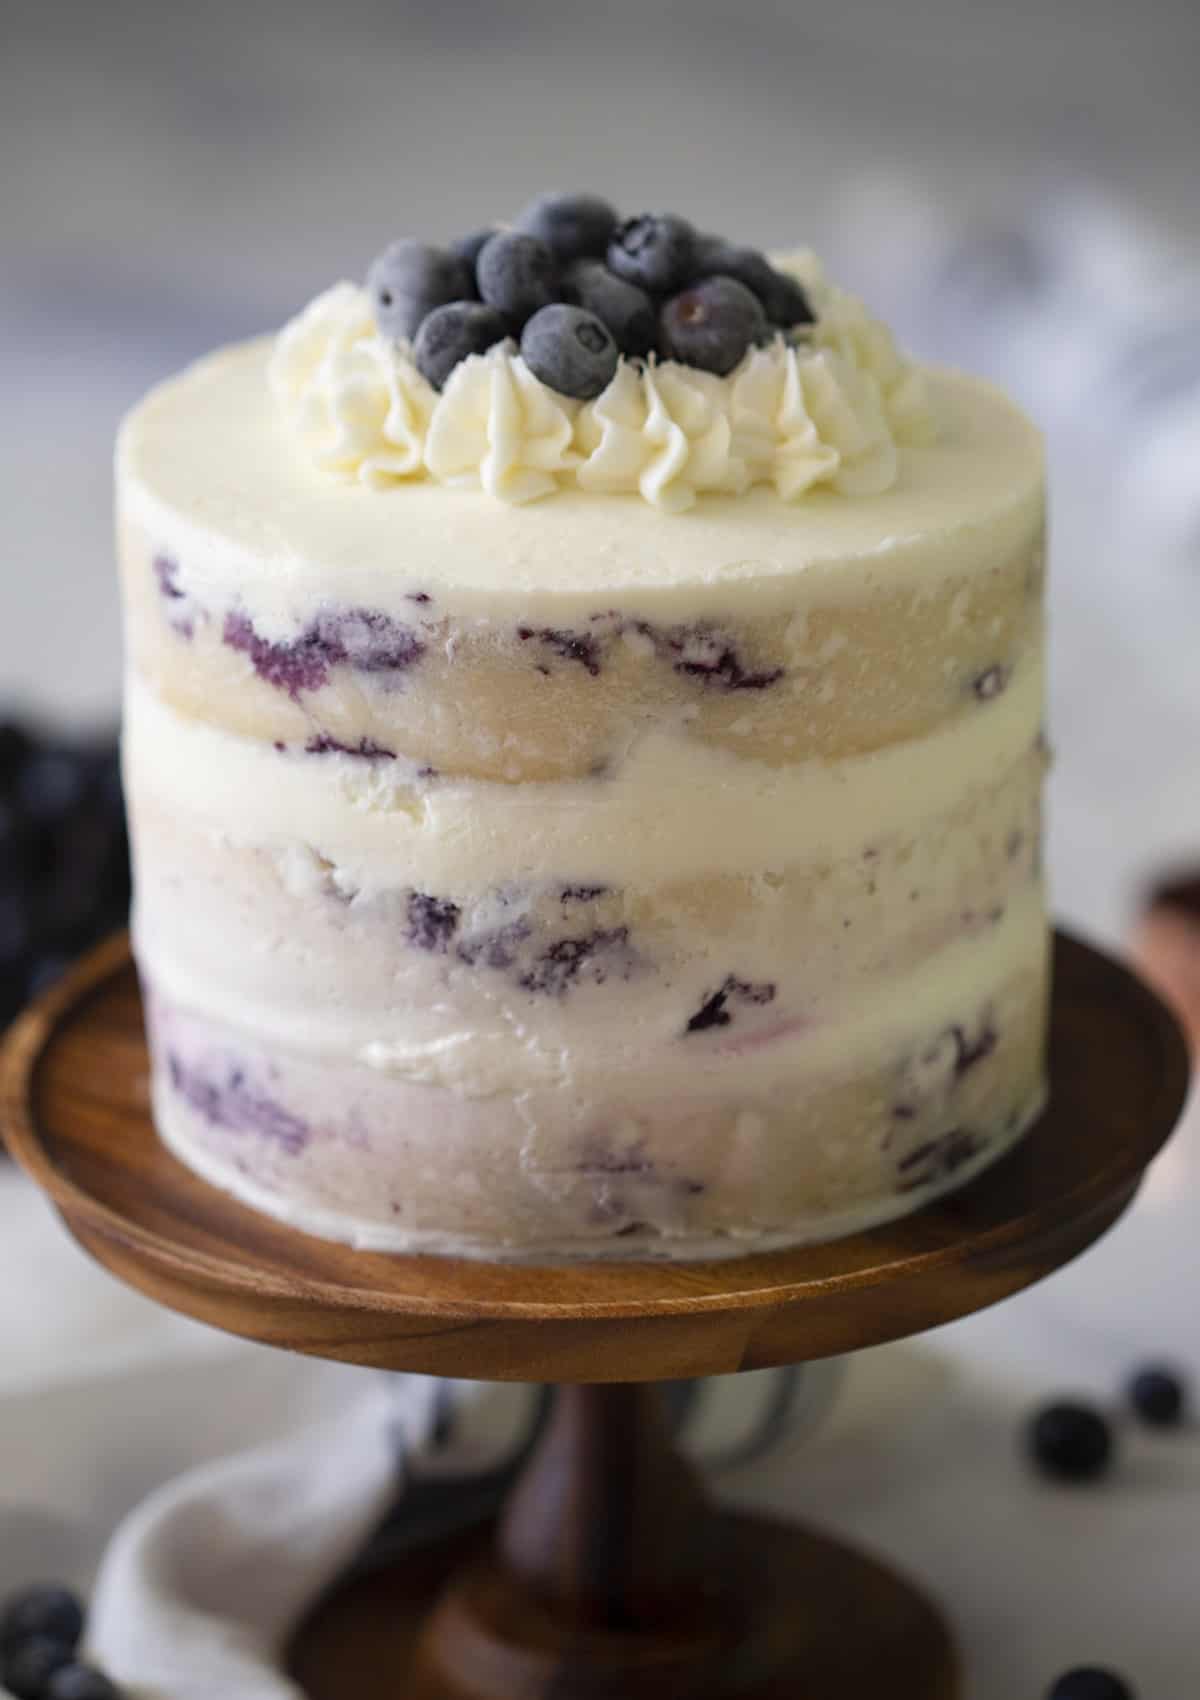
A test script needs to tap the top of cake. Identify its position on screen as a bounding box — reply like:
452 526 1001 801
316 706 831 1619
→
268 192 941 512
118 193 1043 615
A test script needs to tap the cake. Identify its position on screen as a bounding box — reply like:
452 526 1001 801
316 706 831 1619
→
117 195 1048 1260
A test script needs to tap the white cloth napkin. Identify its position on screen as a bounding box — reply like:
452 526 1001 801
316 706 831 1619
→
72 1366 835 1700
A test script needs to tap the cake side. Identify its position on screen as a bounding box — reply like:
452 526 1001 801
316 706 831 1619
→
117 210 1048 1260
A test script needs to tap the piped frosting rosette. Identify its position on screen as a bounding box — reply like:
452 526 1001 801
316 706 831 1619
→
269 255 937 512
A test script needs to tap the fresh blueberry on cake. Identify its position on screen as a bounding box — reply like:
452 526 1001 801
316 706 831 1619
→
116 192 1049 1259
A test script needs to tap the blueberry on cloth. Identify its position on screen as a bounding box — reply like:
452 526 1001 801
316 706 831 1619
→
607 213 696 294
690 236 813 326
366 241 475 344
414 302 510 390
2 1636 75 1698
563 260 656 357
1027 1401 1113 1483
515 192 618 262
0 1584 85 1653
659 277 767 376
1127 1363 1188 1428
476 231 560 326
46 1664 123 1700
521 305 619 400
450 226 500 269
1046 1669 1134 1700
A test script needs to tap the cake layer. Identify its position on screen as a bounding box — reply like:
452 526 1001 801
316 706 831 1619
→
123 657 1043 897
127 687 1045 1090
118 343 1043 780
141 900 1048 1259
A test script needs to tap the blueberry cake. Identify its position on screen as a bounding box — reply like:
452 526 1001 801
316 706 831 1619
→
117 194 1048 1260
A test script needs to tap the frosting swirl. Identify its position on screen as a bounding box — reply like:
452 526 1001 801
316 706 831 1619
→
268 255 936 511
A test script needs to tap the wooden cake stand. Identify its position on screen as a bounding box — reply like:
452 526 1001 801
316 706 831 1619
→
0 932 1189 1699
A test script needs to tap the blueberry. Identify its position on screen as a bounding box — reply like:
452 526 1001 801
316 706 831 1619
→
0 798 35 883
16 750 90 826
0 1585 84 1653
1128 1364 1188 1428
515 193 618 262
659 277 767 376
46 1665 122 1700
563 261 656 357
1047 1669 1134 1700
0 720 33 793
764 266 815 329
607 213 696 295
476 232 560 326
450 227 500 270
413 302 510 390
366 241 475 344
1027 1402 1113 1483
2 1635 74 1698
0 889 32 965
521 305 619 400
690 237 814 327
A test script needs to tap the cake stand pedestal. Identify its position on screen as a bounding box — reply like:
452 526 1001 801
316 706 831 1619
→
1 933 1188 1699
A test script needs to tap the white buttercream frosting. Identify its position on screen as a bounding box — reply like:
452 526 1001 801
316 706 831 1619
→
267 255 937 512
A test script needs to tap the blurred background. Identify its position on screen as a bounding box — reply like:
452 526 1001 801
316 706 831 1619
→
3 0 1200 950
1 5 1198 1695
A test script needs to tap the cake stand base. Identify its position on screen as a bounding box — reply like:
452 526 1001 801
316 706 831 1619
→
291 1515 955 1700
289 1386 957 1700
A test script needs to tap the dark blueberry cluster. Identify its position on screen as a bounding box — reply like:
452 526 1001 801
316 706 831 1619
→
167 1053 309 1155
685 974 776 1035
403 888 634 997
0 721 130 1036
517 613 782 694
895 1127 984 1193
223 606 425 700
0 1583 123 1699
366 193 815 399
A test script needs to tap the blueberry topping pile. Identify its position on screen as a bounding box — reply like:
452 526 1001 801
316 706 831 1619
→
1047 1670 1134 1700
366 193 814 397
1027 1401 1114 1483
0 721 131 1034
0 1583 124 1699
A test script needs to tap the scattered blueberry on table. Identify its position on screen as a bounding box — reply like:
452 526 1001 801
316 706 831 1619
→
366 192 815 395
0 1587 83 1654
0 1583 124 1699
0 720 130 1035
1027 1401 1114 1483
1046 1667 1134 1700
1127 1362 1188 1428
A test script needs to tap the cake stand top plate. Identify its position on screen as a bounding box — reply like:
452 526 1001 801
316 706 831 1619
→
1 932 1188 1382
